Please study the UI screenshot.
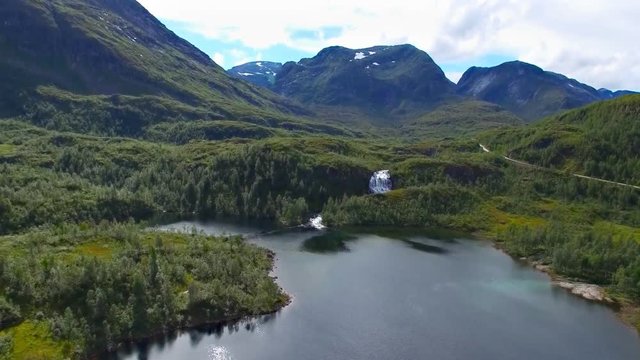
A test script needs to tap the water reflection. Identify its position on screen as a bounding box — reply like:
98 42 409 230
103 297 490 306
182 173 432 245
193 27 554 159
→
299 227 457 255
342 225 466 242
108 331 178 360
301 231 357 253
400 238 448 254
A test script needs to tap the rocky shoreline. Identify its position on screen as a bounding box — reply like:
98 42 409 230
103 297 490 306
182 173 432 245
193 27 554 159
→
554 281 612 303
487 237 619 306
529 262 614 304
527 259 640 334
472 233 640 335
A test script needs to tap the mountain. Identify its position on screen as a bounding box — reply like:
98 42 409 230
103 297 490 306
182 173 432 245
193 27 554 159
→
227 46 521 135
457 61 606 121
481 94 640 184
0 0 306 124
228 61 283 88
231 50 637 127
597 88 638 100
272 45 457 117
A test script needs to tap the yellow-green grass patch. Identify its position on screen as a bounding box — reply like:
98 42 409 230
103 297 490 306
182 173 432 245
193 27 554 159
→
593 221 640 243
0 144 15 156
74 241 114 258
484 206 547 237
1 321 70 360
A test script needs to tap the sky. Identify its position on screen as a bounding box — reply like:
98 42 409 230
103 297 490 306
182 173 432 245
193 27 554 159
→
138 0 639 90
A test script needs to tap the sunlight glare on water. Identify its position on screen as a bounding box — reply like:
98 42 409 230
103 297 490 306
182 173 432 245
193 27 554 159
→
208 345 233 360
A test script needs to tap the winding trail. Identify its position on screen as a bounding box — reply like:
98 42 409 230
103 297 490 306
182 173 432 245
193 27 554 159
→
479 144 640 191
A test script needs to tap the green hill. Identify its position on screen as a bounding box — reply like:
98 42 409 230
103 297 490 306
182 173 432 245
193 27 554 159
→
482 95 640 184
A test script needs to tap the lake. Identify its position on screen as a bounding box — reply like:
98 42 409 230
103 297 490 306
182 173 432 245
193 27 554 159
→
118 220 640 360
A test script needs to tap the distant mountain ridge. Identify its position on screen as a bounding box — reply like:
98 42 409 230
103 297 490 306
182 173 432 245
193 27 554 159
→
597 88 638 100
228 61 283 88
457 61 635 121
245 45 457 117
230 52 636 122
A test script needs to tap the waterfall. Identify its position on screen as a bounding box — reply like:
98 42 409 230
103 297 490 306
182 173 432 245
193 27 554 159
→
369 170 392 194
308 215 326 230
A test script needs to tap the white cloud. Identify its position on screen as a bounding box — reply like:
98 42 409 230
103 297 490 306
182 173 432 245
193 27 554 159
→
211 52 225 67
139 0 640 90
225 49 264 67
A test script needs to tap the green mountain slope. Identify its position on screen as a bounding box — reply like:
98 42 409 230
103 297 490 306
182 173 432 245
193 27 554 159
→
482 94 640 184
0 0 321 134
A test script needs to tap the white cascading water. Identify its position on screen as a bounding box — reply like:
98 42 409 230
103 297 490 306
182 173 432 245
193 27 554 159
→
309 215 326 230
369 170 392 194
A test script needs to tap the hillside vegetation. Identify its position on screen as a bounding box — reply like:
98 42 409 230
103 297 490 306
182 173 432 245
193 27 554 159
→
1 0 360 142
482 95 640 185
0 0 300 115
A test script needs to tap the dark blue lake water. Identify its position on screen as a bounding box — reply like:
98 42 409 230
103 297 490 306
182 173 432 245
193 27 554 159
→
119 220 640 360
